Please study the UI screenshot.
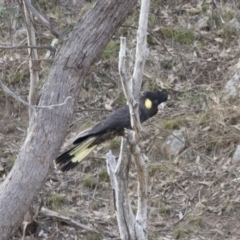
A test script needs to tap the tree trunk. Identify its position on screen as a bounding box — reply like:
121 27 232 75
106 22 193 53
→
0 0 137 239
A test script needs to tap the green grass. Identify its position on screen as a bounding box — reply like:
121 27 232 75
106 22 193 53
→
101 40 120 60
201 1 209 12
205 138 220 152
47 193 66 207
109 139 121 150
83 175 97 189
90 200 101 210
174 225 193 239
160 115 186 130
158 27 195 45
161 59 173 70
8 156 15 168
86 232 102 240
99 169 109 182
114 91 126 106
2 124 15 134
225 202 240 214
148 164 166 175
159 204 172 215
188 216 204 228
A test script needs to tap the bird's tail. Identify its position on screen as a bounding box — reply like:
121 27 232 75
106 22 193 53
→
55 137 97 172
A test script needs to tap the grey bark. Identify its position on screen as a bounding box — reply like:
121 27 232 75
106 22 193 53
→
22 0 40 118
107 0 150 238
0 0 137 239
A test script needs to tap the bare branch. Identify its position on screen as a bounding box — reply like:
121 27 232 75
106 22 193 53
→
108 1 151 239
118 37 128 100
119 37 141 135
126 0 151 228
132 0 150 98
106 145 135 240
22 0 40 119
0 78 72 110
22 0 63 40
0 45 55 53
40 207 99 233
124 129 147 229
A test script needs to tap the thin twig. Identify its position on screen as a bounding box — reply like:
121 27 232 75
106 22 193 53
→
212 0 225 24
40 207 99 233
132 0 150 98
0 45 55 53
22 221 28 240
22 0 63 40
21 0 40 118
90 170 100 206
0 79 71 110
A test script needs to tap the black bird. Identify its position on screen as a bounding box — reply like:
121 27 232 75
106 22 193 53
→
55 91 167 171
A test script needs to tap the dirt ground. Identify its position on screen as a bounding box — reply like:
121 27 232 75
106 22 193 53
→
1 0 240 239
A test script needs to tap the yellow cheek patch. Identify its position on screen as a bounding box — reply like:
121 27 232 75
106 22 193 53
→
145 98 152 109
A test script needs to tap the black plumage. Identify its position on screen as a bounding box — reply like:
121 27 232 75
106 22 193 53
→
55 91 167 171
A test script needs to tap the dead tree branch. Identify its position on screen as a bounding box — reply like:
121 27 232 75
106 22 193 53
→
106 0 151 239
0 77 71 110
40 207 98 233
132 0 150 99
22 0 39 119
22 0 63 40
106 140 135 239
0 45 55 53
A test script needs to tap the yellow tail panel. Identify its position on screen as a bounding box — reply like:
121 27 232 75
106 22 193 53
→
70 137 97 163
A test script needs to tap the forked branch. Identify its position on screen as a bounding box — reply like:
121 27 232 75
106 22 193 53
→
106 0 151 239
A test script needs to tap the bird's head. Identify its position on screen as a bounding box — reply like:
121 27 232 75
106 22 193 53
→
140 91 168 118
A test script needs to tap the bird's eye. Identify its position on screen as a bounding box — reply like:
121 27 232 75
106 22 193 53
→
145 98 152 109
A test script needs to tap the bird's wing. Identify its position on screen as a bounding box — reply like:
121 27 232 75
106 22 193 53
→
73 106 130 144
72 127 92 143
